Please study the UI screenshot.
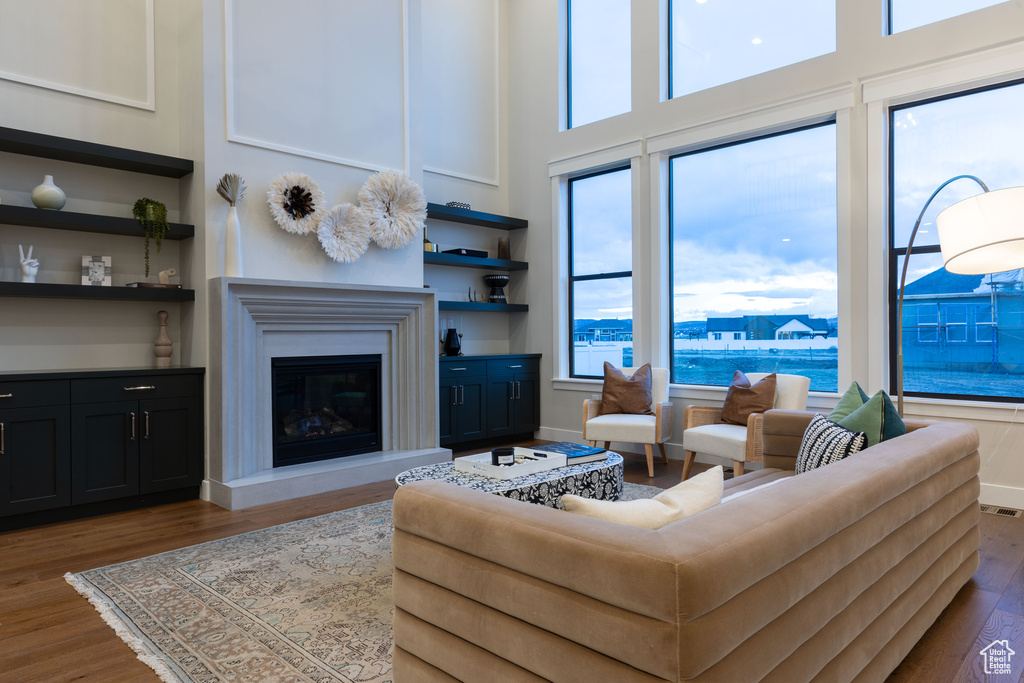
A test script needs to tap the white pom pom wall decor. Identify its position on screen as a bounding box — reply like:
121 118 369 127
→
267 172 325 235
317 203 371 263
358 170 427 249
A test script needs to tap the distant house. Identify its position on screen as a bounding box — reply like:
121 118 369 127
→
705 315 831 341
574 318 633 342
900 268 1024 371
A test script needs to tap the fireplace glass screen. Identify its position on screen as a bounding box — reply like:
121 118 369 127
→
271 354 382 467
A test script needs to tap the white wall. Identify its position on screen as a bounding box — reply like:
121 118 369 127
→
0 0 506 499
505 0 1024 507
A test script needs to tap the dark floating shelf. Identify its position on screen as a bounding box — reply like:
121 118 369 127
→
0 205 193 239
438 301 528 313
424 252 528 271
0 126 194 179
0 282 195 303
426 203 527 231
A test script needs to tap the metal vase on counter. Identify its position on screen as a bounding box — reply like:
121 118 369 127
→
443 328 461 356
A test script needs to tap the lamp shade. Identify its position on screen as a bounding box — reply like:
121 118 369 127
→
937 186 1024 275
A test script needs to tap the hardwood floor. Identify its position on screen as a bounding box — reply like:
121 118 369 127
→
0 445 1018 682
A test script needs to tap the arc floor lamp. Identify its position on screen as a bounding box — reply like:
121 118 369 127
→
897 176 1024 416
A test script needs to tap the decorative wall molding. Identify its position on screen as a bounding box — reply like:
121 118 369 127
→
422 0 501 186
222 0 411 174
423 165 500 187
0 0 155 110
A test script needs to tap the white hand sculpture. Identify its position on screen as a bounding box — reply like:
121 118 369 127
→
19 244 39 283
158 268 177 285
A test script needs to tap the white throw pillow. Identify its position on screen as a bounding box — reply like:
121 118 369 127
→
562 466 724 529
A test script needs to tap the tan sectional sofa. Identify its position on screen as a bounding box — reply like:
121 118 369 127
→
392 410 980 682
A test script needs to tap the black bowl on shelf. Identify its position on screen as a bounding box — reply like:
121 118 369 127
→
482 274 510 303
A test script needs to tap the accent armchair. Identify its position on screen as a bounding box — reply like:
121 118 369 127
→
681 372 810 480
582 367 672 477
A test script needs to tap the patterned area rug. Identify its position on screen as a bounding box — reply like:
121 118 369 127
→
66 483 662 682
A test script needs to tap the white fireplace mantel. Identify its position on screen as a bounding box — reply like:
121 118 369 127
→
205 277 449 509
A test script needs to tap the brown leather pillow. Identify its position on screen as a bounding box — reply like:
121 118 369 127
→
599 362 655 415
720 371 776 425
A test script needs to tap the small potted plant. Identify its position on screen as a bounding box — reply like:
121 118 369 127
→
132 197 169 277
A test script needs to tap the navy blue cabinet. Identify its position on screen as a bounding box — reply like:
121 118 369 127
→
0 379 71 517
440 355 539 448
0 368 203 529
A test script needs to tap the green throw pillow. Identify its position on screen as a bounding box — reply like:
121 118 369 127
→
829 381 871 422
836 390 906 448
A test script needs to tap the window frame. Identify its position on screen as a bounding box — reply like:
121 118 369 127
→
886 78 1024 403
568 164 634 378
667 0 837 101
667 118 839 387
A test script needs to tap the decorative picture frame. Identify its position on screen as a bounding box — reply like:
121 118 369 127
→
82 255 111 286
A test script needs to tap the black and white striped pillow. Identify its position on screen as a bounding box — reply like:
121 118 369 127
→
796 414 868 474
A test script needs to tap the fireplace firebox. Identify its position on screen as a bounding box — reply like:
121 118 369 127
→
271 354 382 468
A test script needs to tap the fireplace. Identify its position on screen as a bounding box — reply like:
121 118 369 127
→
272 355 382 467
207 277 449 511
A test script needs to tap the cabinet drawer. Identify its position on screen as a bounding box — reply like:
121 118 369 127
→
486 357 539 376
439 360 488 377
71 374 201 404
0 380 69 409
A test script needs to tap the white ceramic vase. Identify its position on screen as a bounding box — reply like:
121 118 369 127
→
225 205 243 277
31 175 66 210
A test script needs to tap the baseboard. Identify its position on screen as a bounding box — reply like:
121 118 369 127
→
980 483 1024 510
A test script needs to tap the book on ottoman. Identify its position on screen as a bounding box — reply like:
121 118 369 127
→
527 442 608 464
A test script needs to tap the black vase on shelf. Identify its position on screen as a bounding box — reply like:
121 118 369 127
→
482 274 510 303
443 328 462 356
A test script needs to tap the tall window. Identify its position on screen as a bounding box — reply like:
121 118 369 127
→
670 122 838 391
568 0 631 128
889 0 1009 34
569 167 633 377
890 80 1024 401
669 0 835 99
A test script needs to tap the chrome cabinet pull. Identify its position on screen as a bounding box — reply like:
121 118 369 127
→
451 386 457 406
0 393 12 399
448 367 467 372
516 381 521 400
459 385 465 405
144 411 150 440
1 422 5 455
130 412 136 441
509 381 514 400
507 364 523 369
123 385 156 392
